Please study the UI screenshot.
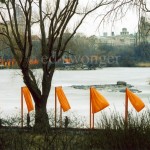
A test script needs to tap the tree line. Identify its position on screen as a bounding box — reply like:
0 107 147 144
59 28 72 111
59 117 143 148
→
1 33 149 67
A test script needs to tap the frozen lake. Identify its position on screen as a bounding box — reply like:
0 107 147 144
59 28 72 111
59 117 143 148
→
0 67 150 122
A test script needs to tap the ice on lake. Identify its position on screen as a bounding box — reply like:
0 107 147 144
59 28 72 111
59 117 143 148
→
0 67 150 123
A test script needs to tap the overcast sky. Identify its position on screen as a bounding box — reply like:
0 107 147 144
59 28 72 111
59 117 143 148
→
75 0 150 37
75 10 139 37
60 0 140 37
29 0 141 37
0 0 146 37
64 1 140 37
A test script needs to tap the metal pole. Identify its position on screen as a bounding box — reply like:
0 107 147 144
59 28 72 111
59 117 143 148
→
21 87 23 128
125 88 128 127
55 87 57 128
90 88 92 129
92 113 94 129
60 107 62 128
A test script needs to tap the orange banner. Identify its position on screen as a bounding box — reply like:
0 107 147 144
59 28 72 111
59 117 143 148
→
22 87 34 112
4 61 7 66
7 61 11 67
56 87 71 112
12 60 15 66
126 88 145 112
33 59 39 65
90 87 109 113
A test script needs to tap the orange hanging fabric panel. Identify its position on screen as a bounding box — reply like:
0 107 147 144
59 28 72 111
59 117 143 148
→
22 87 34 112
56 87 71 112
126 88 145 112
12 60 15 66
91 87 109 113
4 61 7 66
7 60 11 67
34 59 39 65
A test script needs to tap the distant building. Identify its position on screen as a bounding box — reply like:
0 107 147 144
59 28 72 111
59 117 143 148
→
99 28 135 46
0 4 25 35
120 28 129 36
103 32 107 37
111 32 115 36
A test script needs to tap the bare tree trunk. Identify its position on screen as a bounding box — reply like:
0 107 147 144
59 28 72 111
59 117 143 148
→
34 99 49 131
28 74 54 131
21 63 55 131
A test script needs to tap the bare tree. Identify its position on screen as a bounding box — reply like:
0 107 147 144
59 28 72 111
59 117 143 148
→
0 0 117 130
0 0 149 130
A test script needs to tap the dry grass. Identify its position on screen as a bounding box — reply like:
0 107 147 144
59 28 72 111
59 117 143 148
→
1 110 150 149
